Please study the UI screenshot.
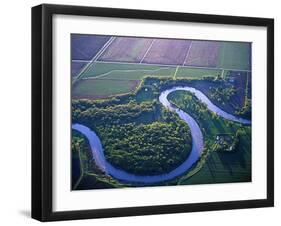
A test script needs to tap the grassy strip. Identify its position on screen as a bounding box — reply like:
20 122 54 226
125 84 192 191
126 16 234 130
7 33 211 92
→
173 66 179 79
177 144 216 185
86 173 125 188
176 67 221 79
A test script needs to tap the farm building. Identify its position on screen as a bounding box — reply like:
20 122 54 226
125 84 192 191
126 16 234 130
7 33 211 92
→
215 133 238 152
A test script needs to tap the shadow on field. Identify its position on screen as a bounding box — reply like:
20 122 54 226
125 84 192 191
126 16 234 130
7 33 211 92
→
217 144 247 176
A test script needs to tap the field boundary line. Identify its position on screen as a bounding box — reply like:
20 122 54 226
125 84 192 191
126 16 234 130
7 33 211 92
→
184 57 202 66
220 42 225 68
93 60 251 72
182 41 193 66
139 39 155 63
72 59 91 63
95 60 177 68
221 69 225 79
173 66 179 79
93 37 116 62
72 37 116 84
81 78 142 81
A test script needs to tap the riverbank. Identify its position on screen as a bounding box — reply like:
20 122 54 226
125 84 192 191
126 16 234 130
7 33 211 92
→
72 86 250 187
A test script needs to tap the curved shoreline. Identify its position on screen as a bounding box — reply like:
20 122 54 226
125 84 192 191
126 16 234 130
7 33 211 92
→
72 86 250 184
163 87 251 125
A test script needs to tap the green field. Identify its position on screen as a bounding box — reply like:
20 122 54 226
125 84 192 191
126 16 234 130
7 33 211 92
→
72 62 177 99
82 62 175 78
82 62 222 80
176 67 221 79
73 62 228 99
76 173 122 190
181 127 251 185
96 67 175 80
218 42 251 70
72 41 251 100
72 79 140 99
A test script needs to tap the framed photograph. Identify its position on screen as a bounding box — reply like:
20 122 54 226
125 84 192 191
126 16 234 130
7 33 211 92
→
32 4 274 221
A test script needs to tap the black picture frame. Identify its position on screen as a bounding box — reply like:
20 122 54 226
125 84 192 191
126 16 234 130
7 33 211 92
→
32 3 274 222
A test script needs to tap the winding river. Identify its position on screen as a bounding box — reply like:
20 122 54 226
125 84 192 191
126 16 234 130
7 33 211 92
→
72 86 251 184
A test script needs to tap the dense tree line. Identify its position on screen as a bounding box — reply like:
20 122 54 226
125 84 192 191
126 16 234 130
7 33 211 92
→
73 100 162 128
97 114 191 175
236 98 251 119
72 93 134 111
167 91 211 126
145 76 250 120
209 86 236 105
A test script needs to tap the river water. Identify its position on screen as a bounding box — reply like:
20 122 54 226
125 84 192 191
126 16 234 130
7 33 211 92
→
72 86 250 184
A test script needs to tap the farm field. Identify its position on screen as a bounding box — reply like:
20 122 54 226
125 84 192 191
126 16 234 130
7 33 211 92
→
141 39 192 65
71 61 88 77
74 63 223 98
180 127 251 185
225 70 248 108
72 36 251 99
81 62 176 79
184 41 220 67
98 37 154 63
74 63 249 99
218 42 251 70
72 79 140 99
71 34 111 60
176 67 221 79
95 67 176 80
